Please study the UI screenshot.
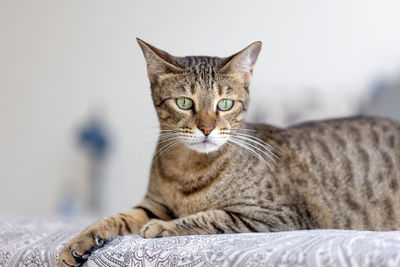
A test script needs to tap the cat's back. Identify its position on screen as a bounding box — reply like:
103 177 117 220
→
284 116 400 160
279 116 400 230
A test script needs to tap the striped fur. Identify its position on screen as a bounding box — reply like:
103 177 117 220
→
60 39 400 266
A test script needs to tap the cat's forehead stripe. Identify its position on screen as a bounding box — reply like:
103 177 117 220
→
180 56 220 73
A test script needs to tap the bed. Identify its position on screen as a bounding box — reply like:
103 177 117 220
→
1 218 400 266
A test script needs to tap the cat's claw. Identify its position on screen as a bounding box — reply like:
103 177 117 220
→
59 230 109 267
72 250 89 260
95 237 105 247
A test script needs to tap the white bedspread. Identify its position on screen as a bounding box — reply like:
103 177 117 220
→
1 219 400 267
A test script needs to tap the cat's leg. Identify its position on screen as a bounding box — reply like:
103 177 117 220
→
59 200 172 267
140 209 297 238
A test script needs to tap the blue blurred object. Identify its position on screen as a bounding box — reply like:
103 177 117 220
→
79 119 109 159
59 116 111 218
78 116 111 215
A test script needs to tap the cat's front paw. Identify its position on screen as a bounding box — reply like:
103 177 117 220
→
59 222 112 267
139 219 178 238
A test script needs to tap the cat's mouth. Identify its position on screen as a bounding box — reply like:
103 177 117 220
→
187 138 222 154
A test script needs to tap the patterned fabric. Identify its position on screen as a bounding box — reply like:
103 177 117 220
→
1 219 400 267
0 218 86 267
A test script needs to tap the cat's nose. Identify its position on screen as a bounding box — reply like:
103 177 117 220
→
198 125 215 136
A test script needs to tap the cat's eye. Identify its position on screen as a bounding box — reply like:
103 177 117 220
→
217 99 234 111
176 97 194 110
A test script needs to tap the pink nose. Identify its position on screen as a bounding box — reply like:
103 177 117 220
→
198 125 215 136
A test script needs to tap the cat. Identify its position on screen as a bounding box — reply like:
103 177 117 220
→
60 38 400 266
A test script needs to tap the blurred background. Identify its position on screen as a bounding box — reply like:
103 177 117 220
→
0 0 400 219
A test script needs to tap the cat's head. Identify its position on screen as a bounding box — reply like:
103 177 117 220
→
138 38 261 154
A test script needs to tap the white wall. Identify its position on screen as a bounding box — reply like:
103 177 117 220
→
1 0 400 217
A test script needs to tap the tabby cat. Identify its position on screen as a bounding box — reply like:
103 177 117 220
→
60 38 400 266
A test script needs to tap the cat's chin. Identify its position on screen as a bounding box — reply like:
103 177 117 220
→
187 141 223 154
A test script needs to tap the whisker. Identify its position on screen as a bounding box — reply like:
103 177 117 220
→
230 132 281 155
222 143 229 153
154 139 180 158
225 141 251 162
230 137 278 165
141 132 182 142
140 124 180 133
230 134 281 161
228 139 272 169
158 132 183 138
230 137 275 166
157 136 186 145
154 139 183 161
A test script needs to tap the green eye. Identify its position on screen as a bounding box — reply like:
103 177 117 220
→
217 99 234 111
176 97 194 110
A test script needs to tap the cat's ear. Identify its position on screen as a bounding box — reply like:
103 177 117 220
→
137 38 183 85
219 41 262 86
